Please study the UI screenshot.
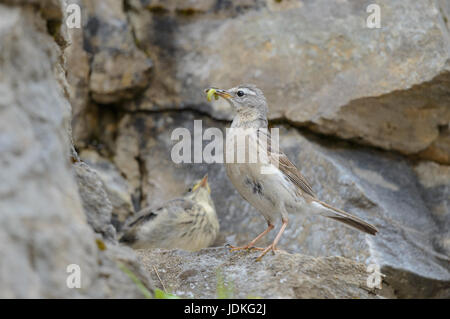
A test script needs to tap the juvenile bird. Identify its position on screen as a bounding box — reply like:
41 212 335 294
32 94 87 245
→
119 175 219 251
205 85 378 261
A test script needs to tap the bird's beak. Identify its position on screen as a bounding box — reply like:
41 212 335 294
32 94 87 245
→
192 174 209 192
199 174 208 187
204 87 232 99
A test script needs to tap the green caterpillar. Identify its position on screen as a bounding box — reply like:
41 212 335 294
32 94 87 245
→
206 88 219 102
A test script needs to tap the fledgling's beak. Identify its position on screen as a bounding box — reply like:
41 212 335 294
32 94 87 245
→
199 174 208 187
204 87 232 99
192 174 210 192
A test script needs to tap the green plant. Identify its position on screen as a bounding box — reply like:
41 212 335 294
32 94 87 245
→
154 288 180 299
216 268 234 299
118 262 152 299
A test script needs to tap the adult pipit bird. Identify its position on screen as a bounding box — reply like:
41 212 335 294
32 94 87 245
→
119 175 219 251
205 85 378 261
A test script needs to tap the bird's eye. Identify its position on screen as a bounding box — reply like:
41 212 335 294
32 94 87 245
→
237 90 245 97
187 188 192 192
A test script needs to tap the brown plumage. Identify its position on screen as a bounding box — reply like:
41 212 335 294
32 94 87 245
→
261 129 377 235
119 175 220 251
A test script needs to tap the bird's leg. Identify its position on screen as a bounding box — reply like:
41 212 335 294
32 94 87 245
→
255 218 288 261
229 223 274 251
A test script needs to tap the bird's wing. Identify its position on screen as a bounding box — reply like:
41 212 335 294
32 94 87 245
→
119 198 195 244
257 128 317 199
129 198 195 228
256 129 377 235
119 206 159 244
127 208 157 228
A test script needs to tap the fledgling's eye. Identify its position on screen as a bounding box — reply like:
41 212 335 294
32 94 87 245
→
237 90 245 97
187 188 192 192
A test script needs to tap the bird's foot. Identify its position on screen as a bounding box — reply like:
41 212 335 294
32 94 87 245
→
255 243 278 261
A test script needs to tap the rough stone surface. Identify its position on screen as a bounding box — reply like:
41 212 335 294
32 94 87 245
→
113 113 144 211
80 0 450 298
418 124 450 165
0 1 154 298
73 161 117 241
2 0 449 299
83 0 153 104
114 112 450 298
92 242 155 299
79 150 135 229
413 161 450 258
125 0 450 162
137 247 389 299
0 3 94 298
65 0 96 148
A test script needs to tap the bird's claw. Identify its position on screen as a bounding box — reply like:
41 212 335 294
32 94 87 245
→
255 244 278 261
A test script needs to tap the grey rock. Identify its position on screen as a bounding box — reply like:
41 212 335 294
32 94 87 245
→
413 161 450 258
65 0 96 148
137 247 388 299
418 124 450 165
113 113 143 212
73 161 116 241
116 111 449 298
79 150 135 230
5 0 447 299
83 0 153 104
125 0 450 162
0 1 154 298
0 3 98 298
92 241 155 299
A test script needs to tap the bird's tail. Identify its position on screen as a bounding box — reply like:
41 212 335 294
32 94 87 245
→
311 200 378 235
